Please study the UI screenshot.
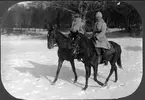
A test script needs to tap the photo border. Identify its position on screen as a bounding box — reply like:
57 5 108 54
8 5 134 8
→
0 0 144 100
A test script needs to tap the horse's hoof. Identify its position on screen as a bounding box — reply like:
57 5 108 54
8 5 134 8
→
114 80 117 83
103 84 107 87
73 80 77 83
82 88 87 91
97 81 104 86
103 83 107 87
94 79 104 86
51 82 55 85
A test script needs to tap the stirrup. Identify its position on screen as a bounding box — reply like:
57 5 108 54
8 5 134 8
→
103 60 108 65
77 58 83 62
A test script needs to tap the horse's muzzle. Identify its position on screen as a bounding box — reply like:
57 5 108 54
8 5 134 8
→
47 43 54 49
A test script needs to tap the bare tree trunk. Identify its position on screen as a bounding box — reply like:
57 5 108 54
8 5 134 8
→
56 11 60 29
78 1 89 33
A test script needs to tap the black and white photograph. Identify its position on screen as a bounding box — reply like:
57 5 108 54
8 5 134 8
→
1 0 143 99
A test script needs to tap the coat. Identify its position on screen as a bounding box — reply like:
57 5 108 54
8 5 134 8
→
71 18 85 34
93 19 110 49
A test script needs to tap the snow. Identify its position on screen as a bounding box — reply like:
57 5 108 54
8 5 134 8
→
1 34 142 99
8 1 32 11
17 1 32 6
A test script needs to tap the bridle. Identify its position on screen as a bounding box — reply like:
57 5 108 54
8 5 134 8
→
72 34 84 55
47 26 57 49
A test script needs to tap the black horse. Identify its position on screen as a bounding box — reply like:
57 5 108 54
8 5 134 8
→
71 32 123 90
47 25 79 84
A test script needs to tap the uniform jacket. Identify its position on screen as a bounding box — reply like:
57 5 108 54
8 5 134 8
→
93 19 110 49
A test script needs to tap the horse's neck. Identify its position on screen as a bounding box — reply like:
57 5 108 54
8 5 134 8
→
79 35 91 56
80 34 90 47
55 31 70 48
81 34 96 57
56 30 68 40
89 40 97 56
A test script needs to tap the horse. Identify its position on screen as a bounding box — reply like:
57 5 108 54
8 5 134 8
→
47 25 79 85
71 32 123 90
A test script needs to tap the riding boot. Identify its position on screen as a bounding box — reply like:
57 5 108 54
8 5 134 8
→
95 48 102 64
76 52 83 62
103 46 115 65
77 56 82 62
102 49 108 65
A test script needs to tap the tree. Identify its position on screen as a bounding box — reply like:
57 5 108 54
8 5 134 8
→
2 0 142 35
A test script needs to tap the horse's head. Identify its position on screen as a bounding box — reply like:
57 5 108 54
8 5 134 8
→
47 25 57 49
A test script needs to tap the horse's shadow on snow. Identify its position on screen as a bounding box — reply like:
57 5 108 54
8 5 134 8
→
14 61 107 88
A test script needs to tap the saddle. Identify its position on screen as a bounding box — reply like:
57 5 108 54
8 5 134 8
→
91 37 115 54
90 37 115 64
105 43 115 55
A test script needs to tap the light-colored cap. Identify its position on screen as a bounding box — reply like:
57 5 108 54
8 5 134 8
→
74 13 80 17
96 12 103 18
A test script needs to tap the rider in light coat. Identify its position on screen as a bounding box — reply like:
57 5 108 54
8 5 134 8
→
93 11 112 65
70 13 85 34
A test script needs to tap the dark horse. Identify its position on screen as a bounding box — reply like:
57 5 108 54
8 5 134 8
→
71 32 123 90
47 25 79 84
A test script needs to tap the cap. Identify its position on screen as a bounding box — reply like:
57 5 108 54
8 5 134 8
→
74 13 80 18
96 12 103 18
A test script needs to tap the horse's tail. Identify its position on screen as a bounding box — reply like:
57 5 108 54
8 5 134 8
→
109 41 123 69
117 54 123 69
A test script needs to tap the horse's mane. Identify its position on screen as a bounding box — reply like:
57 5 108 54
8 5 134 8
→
77 33 94 48
77 33 90 45
77 33 97 57
56 30 69 40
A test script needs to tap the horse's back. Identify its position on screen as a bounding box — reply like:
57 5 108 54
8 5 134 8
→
109 41 122 53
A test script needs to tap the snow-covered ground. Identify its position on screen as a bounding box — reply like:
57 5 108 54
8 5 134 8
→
1 34 142 99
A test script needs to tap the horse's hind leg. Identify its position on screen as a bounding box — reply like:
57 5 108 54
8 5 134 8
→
52 58 64 84
70 60 77 83
104 63 115 86
114 64 118 82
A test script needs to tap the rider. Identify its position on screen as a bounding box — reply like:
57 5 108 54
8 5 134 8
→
70 12 85 36
69 12 85 61
93 11 113 65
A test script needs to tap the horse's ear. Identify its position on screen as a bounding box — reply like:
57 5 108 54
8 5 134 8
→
46 24 50 30
53 24 57 30
47 24 53 34
47 29 50 35
77 35 81 40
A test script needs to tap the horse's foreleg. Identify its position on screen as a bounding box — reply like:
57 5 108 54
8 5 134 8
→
93 64 104 86
52 58 64 84
88 66 91 78
70 60 78 83
82 64 89 90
